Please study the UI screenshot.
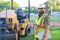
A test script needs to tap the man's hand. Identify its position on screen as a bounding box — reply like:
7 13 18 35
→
41 37 47 40
42 24 49 40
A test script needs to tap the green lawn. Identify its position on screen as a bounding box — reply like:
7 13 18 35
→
20 32 34 40
20 27 60 40
50 27 60 40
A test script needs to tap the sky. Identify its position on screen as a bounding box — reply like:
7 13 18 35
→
5 0 48 7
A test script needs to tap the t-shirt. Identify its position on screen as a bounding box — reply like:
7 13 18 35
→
44 15 50 26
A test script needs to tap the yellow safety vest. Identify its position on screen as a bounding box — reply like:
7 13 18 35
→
35 16 43 25
34 14 47 38
35 14 48 29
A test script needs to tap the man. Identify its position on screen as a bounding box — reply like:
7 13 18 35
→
34 4 50 40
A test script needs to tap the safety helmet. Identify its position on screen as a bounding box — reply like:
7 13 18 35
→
38 4 46 9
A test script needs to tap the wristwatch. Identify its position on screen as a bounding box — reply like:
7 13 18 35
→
43 35 47 38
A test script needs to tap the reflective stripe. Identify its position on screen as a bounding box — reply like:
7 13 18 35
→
35 16 43 25
35 14 47 27
34 34 38 38
36 28 44 32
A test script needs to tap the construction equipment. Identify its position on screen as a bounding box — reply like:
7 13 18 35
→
16 8 31 36
0 8 31 40
0 0 31 40
0 10 19 40
16 8 32 36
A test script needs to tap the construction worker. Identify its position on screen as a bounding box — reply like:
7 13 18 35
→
34 4 50 40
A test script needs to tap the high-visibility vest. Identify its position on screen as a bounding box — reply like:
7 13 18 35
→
35 16 43 25
35 14 47 28
34 14 48 38
35 14 48 32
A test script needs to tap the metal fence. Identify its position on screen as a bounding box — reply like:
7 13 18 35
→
50 12 60 26
30 12 60 26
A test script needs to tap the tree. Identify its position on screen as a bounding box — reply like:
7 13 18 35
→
7 1 19 9
45 0 60 12
0 1 8 11
24 6 38 13
0 0 3 2
0 1 19 11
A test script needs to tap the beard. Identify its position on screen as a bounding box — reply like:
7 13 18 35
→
39 11 45 15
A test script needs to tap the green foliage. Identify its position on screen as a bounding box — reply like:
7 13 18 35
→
45 0 60 12
7 1 19 9
24 6 38 13
0 1 19 11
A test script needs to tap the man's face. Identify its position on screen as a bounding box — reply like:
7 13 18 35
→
38 8 45 14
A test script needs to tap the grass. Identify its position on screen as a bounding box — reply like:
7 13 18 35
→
20 27 60 40
20 32 34 40
50 27 60 40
